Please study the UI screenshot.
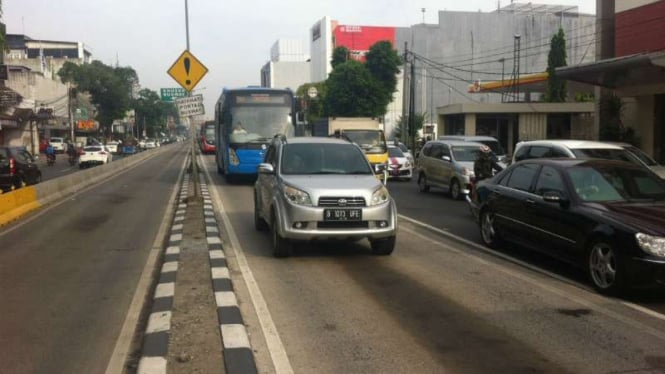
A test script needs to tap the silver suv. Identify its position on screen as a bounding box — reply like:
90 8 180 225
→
417 140 487 200
254 136 397 257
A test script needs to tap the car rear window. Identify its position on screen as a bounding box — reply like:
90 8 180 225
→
571 148 640 165
388 147 404 157
85 147 102 152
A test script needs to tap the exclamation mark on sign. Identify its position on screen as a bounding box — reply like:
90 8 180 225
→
184 57 191 86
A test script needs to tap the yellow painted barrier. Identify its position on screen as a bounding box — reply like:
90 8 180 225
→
0 187 41 227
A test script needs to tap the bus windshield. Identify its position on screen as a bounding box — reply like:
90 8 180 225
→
229 106 293 143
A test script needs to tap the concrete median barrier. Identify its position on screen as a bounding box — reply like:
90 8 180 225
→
0 145 176 227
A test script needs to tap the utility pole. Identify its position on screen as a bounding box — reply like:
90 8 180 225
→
401 42 409 143
408 50 416 154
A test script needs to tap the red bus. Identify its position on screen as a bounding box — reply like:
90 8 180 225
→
200 121 216 154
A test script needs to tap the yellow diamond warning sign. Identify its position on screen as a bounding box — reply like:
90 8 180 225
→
167 50 208 92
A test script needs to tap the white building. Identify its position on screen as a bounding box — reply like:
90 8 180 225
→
261 39 310 91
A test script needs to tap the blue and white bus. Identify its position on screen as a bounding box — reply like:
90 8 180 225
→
214 87 295 180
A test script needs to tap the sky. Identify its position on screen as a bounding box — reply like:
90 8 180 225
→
3 0 595 117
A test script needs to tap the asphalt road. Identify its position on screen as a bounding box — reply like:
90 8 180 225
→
0 144 187 374
34 151 136 182
199 155 665 373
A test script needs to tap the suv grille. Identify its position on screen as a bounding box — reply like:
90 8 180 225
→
318 196 366 207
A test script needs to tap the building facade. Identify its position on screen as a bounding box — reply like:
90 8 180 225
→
260 39 310 90
558 0 665 161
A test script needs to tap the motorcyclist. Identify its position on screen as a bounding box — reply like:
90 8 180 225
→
473 145 503 181
66 141 78 163
45 142 56 163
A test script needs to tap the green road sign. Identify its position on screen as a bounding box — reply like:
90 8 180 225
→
160 87 188 102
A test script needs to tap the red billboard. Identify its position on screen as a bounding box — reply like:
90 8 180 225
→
333 25 396 62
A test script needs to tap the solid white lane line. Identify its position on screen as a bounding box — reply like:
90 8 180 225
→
220 324 252 349
402 224 665 341
105 147 188 374
215 291 239 307
202 156 294 374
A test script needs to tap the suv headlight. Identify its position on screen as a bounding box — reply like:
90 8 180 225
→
284 185 312 206
636 233 665 257
370 186 390 206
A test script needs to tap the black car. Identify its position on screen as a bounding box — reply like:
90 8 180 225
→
472 158 665 294
0 146 42 193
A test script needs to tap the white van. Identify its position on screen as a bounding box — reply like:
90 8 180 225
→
49 137 65 153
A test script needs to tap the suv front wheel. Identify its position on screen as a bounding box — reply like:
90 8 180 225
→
370 236 395 255
271 211 292 258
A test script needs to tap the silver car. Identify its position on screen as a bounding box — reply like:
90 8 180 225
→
254 136 397 257
417 140 487 200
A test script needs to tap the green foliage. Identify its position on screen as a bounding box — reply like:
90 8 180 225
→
325 40 401 117
58 60 138 127
365 41 402 113
599 94 640 146
331 46 350 70
295 81 327 123
325 60 381 117
132 88 177 138
395 113 426 134
545 28 568 102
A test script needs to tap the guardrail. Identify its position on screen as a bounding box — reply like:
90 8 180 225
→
0 145 174 227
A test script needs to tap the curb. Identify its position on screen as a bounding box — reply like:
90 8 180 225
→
136 172 190 374
200 176 259 374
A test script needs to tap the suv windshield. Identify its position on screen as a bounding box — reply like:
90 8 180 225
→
281 143 372 175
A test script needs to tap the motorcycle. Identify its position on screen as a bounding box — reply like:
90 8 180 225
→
46 153 56 166
68 153 78 166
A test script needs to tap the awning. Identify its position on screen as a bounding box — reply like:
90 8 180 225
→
467 72 593 94
556 52 665 88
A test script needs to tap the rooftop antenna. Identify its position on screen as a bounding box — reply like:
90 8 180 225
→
421 8 425 24
115 52 119 67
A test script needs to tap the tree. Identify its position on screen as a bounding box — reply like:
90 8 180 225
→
331 46 350 70
132 88 176 138
545 28 568 102
325 60 381 117
58 60 138 128
365 41 402 114
395 113 426 138
295 81 327 123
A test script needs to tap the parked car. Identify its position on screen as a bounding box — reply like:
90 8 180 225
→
138 139 147 150
49 137 66 153
254 136 397 257
511 140 642 167
610 142 665 179
473 158 665 294
387 145 413 181
0 146 42 192
78 145 112 168
417 140 493 200
106 141 120 154
144 139 158 149
438 135 508 163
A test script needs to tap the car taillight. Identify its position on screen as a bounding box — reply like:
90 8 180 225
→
9 158 16 175
99 151 107 155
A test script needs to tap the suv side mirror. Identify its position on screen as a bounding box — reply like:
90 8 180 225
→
442 155 451 162
257 163 274 174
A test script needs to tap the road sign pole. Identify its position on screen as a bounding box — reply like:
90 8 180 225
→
184 0 198 199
